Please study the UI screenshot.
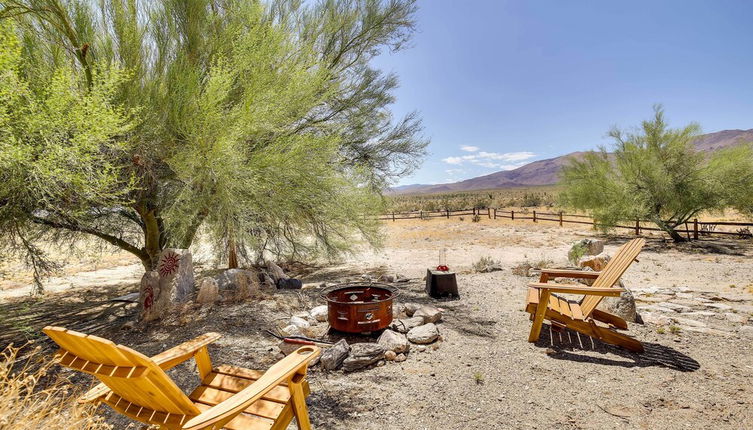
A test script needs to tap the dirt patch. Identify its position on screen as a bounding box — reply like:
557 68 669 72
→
4 219 753 429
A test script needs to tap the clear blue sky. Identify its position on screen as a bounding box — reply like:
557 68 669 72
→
373 0 753 186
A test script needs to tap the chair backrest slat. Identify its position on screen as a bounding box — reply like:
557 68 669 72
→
44 327 199 417
580 238 645 316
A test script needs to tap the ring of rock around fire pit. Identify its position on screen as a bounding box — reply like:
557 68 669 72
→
321 282 400 334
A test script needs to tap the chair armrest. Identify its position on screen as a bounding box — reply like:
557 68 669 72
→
152 332 222 370
78 332 221 404
182 346 321 430
528 283 624 296
539 268 601 279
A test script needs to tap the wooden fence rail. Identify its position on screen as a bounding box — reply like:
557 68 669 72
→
378 208 753 240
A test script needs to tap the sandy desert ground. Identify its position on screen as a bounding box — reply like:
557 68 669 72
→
2 217 753 429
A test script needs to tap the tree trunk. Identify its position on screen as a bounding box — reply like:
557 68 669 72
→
135 204 167 270
653 218 686 242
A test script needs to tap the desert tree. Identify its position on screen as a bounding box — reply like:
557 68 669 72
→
0 0 427 293
560 105 753 242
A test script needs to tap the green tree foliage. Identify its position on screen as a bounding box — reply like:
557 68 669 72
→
0 0 427 292
560 106 753 242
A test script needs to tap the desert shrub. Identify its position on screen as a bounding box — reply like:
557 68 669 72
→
472 256 501 273
560 105 753 242
511 262 532 277
471 214 481 223
568 242 587 264
0 345 111 430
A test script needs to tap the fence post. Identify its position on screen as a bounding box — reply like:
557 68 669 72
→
559 211 563 227
419 210 423 220
488 208 491 219
533 210 537 223
693 219 698 240
392 212 395 222
446 209 450 219
511 210 515 221
493 208 497 219
635 218 640 236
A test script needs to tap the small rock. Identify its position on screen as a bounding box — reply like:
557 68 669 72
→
407 323 440 344
378 274 395 283
724 313 749 324
278 340 302 355
342 343 386 371
289 316 310 328
320 339 350 370
640 312 671 326
196 277 220 304
377 329 410 354
415 345 427 352
578 253 611 271
282 324 301 336
413 305 443 324
671 317 706 328
385 350 397 361
395 274 409 283
120 320 136 330
403 303 421 317
394 353 407 362
310 305 328 322
390 316 424 334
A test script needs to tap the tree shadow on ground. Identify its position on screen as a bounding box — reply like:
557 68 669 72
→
534 324 700 372
0 284 137 352
596 234 751 256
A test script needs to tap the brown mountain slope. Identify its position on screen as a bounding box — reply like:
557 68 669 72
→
393 129 753 195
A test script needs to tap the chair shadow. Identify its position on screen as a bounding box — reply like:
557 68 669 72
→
534 324 700 372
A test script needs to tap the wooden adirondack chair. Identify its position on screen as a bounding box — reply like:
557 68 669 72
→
43 327 320 430
524 238 645 353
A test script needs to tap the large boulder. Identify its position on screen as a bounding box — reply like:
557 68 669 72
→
214 268 259 300
139 249 195 321
196 277 220 304
320 339 350 370
414 305 443 324
407 323 440 344
266 261 288 282
596 282 637 322
342 343 386 372
377 329 410 354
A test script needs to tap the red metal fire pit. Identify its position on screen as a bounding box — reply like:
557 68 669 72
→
322 283 399 333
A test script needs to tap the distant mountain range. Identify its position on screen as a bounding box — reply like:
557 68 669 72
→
390 129 753 195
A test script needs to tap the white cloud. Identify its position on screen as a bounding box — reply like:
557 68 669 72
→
460 145 479 152
442 156 464 165
441 150 536 169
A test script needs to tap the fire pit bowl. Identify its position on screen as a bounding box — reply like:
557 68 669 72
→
322 282 399 333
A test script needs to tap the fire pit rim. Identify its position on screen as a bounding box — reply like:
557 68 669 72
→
320 281 400 304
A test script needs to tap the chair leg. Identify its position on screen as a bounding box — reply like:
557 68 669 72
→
289 373 312 430
528 289 550 342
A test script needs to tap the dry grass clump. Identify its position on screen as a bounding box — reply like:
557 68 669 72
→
0 345 111 430
472 256 502 273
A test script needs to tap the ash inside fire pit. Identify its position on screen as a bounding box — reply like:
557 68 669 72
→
322 283 398 333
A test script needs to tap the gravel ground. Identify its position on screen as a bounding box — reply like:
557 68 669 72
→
5 218 753 429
